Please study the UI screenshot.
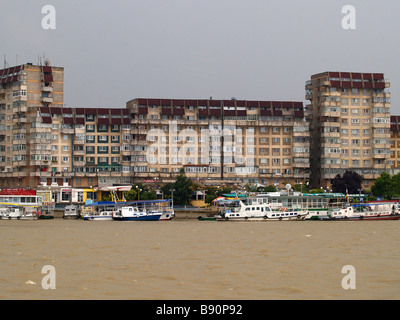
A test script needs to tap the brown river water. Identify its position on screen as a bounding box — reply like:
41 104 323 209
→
0 218 399 300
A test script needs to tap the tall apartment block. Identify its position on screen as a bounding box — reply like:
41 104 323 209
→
306 72 391 189
127 98 310 187
0 61 133 189
390 116 400 171
0 61 64 188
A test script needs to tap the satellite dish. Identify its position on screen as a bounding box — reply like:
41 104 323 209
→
44 58 51 66
285 184 292 191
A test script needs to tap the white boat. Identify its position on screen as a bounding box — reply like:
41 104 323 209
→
0 207 10 219
160 208 175 221
112 199 173 221
82 201 120 221
253 192 345 220
7 207 24 220
63 205 81 219
113 206 162 221
215 197 308 221
328 202 400 221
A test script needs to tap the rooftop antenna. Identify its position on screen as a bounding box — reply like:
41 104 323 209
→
3 55 9 68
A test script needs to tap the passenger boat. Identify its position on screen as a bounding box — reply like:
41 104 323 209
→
215 197 308 221
7 207 24 220
63 205 81 219
0 207 9 219
20 210 39 220
82 201 119 221
0 206 39 220
112 199 174 221
112 206 162 221
253 192 346 220
328 202 400 221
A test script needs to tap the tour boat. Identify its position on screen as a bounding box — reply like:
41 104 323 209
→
215 198 308 221
112 206 162 221
6 207 24 220
63 205 81 219
82 201 120 221
0 207 9 219
328 202 400 221
113 199 173 221
20 210 39 220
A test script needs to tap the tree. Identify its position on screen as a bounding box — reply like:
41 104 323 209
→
123 183 157 201
160 169 194 206
173 171 194 205
331 170 363 194
371 172 400 200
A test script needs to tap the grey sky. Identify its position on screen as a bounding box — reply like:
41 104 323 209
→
1 0 399 113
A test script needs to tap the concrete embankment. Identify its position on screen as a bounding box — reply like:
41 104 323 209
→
174 209 215 219
52 208 216 219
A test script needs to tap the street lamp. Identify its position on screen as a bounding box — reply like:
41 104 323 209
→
135 186 142 201
171 189 175 208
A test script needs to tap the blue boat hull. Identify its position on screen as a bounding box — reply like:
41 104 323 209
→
113 215 161 221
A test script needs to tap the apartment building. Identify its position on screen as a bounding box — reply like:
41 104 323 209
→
0 60 64 188
3 61 396 191
127 98 310 187
306 71 391 189
390 116 400 171
0 61 135 189
37 106 133 188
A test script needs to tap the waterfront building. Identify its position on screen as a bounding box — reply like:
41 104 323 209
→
306 72 391 189
390 115 400 173
0 60 64 188
127 98 310 187
2 61 397 193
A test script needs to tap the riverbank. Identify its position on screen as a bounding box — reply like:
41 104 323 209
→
51 208 216 219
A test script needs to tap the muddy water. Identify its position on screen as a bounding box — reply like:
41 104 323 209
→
0 219 399 300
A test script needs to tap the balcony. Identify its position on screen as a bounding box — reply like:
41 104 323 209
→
73 150 85 156
61 128 74 134
41 86 53 93
42 97 54 103
73 139 85 145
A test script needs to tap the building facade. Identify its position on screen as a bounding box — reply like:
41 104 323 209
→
0 61 64 188
127 98 310 187
306 71 391 189
2 61 398 192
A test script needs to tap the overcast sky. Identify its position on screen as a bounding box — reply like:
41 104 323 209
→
2 0 399 113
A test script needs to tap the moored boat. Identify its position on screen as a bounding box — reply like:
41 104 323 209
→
114 199 174 221
328 202 400 221
82 201 121 221
215 197 308 221
198 215 216 221
63 205 81 219
112 206 162 221
7 207 24 220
